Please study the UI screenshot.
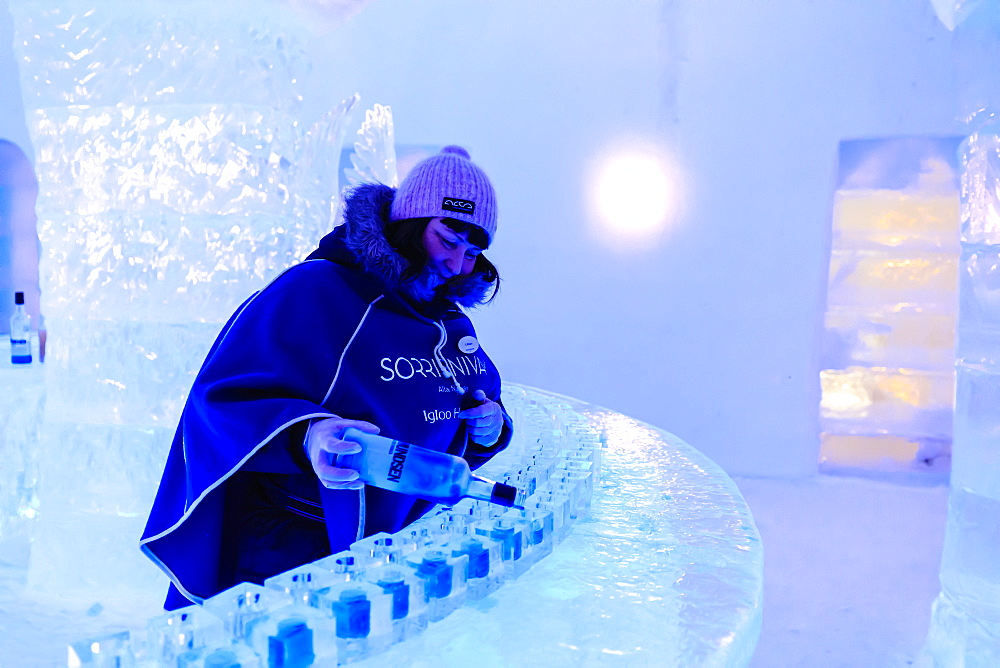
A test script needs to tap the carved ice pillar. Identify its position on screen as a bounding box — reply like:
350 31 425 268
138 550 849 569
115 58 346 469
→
926 132 1000 663
9 0 354 597
926 2 1000 662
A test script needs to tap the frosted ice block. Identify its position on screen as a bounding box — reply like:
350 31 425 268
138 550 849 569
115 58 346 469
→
401 548 468 622
473 517 529 579
823 305 956 369
264 567 344 607
956 242 1000 368
145 606 225 667
832 190 960 250
67 630 134 667
245 607 336 667
202 582 293 643
442 534 505 601
308 580 394 661
826 249 958 309
513 507 555 562
359 565 428 643
819 367 954 439
348 532 414 567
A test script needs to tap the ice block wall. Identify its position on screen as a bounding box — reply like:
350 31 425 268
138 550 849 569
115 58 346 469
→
9 0 354 597
819 138 961 477
925 129 1000 663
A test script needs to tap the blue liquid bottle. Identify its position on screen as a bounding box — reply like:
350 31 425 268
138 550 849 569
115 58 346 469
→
340 428 523 508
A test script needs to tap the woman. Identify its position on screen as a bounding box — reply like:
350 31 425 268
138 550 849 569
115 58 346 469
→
141 146 512 610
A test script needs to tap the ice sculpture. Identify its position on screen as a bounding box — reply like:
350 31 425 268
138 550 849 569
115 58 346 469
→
62 386 763 666
344 104 399 190
8 0 357 597
332 102 398 230
925 130 1000 664
819 137 962 477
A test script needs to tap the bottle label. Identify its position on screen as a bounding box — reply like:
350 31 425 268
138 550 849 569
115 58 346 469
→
10 337 30 358
386 441 410 483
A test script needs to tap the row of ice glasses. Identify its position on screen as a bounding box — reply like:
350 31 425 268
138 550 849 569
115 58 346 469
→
68 387 604 667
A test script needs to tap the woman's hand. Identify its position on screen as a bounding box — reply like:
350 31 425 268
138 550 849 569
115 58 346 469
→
305 416 380 489
457 389 505 447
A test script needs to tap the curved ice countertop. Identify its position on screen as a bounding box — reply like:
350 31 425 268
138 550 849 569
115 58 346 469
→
40 383 761 666
372 384 763 666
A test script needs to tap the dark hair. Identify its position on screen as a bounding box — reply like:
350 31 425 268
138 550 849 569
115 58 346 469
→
384 217 500 303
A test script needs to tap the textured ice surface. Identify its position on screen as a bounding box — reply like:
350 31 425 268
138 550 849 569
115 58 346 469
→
820 138 961 475
927 129 1000 663
399 387 763 667
28 101 349 323
11 1 309 110
344 104 399 189
11 2 357 325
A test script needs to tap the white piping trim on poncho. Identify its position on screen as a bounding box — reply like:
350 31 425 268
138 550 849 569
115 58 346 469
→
140 261 382 601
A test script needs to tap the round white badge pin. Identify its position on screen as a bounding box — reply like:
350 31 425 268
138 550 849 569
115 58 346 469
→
458 336 480 354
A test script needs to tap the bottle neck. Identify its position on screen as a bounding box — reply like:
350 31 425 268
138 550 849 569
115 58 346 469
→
467 477 496 504
468 476 521 508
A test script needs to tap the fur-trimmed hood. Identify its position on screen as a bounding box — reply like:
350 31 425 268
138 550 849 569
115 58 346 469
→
308 183 495 309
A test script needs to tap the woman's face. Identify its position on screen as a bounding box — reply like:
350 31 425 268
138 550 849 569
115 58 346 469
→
419 217 483 289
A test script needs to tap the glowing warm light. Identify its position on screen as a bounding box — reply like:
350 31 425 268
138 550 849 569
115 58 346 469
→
593 151 677 240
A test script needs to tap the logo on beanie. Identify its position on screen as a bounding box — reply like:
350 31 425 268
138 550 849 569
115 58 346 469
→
442 197 475 215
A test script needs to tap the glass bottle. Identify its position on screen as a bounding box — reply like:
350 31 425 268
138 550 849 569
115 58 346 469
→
340 428 523 508
10 291 31 364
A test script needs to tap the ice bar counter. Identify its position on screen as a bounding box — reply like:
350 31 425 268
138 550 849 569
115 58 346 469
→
59 385 762 666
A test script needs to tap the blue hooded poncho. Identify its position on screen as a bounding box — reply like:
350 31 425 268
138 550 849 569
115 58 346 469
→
141 184 511 608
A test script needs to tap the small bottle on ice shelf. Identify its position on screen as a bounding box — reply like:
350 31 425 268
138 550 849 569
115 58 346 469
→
10 291 31 364
340 428 524 509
